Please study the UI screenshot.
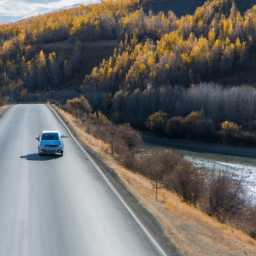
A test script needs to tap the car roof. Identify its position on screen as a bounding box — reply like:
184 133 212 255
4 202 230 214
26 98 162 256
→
41 131 60 134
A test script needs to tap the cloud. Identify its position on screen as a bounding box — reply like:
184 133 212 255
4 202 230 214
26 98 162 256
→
0 0 99 22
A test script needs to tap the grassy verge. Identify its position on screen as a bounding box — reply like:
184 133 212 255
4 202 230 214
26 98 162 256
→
0 105 12 118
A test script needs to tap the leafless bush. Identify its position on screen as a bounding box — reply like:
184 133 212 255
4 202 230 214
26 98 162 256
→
115 142 136 168
65 95 92 120
134 149 204 202
146 111 168 134
244 206 256 238
63 97 143 165
115 123 142 152
207 170 245 222
134 149 180 200
88 112 112 140
164 161 205 206
136 149 183 179
167 116 185 138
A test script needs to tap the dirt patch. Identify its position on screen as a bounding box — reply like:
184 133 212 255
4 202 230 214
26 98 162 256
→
51 104 256 256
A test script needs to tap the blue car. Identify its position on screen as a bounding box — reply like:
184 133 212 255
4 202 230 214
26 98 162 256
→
36 131 64 156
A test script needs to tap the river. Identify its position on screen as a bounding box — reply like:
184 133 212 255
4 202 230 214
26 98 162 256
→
141 132 256 205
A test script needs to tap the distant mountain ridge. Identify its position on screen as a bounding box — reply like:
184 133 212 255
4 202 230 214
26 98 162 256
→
142 0 256 16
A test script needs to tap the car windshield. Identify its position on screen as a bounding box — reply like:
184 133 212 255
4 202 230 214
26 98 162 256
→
41 133 59 140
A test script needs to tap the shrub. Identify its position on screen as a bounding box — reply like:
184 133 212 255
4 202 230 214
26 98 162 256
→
207 170 245 222
164 162 205 206
184 110 203 124
194 118 216 142
238 131 256 147
221 121 240 133
167 116 185 138
116 123 143 152
65 95 92 120
136 149 183 179
183 110 203 139
167 111 215 142
146 111 168 134
135 149 185 200
245 207 256 238
111 123 142 168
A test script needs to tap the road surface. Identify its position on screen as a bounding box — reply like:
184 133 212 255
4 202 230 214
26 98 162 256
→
0 104 164 256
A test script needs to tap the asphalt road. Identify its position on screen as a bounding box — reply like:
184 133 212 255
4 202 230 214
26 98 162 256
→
0 104 163 256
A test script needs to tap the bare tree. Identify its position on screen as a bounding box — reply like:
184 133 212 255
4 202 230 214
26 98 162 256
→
207 170 245 221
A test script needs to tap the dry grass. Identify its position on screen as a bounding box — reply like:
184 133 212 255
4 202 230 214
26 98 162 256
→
0 105 12 116
54 105 256 256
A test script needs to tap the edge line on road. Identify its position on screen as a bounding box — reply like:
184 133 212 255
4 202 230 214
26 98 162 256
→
47 104 168 256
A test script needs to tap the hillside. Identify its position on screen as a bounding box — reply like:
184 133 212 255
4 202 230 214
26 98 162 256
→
1 0 256 246
1 0 256 145
142 0 256 16
142 0 206 16
39 40 118 89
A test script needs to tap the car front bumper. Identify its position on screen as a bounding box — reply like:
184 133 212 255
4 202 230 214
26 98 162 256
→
38 147 63 154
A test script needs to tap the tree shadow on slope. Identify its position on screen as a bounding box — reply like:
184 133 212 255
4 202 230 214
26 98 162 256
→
142 0 256 17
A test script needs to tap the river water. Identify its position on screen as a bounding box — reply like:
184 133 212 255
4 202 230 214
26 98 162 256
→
0 0 99 22
141 132 256 205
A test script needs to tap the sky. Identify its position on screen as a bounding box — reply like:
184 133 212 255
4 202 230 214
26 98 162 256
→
0 0 99 23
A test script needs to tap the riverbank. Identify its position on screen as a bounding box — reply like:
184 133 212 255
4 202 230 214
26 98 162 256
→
142 132 256 204
141 132 256 164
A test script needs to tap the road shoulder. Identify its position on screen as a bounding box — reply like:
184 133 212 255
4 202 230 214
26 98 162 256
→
0 105 12 119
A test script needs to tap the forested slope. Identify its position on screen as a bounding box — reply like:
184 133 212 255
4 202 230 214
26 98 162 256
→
0 0 139 101
1 0 256 145
81 0 256 145
142 0 256 16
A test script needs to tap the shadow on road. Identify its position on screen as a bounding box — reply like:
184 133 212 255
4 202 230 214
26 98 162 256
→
20 153 61 161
